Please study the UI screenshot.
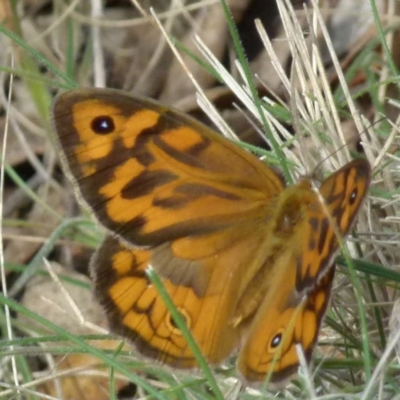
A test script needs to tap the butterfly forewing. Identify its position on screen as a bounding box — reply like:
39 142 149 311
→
297 159 371 288
53 88 284 247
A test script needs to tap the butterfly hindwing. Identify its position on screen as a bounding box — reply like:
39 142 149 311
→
91 226 275 368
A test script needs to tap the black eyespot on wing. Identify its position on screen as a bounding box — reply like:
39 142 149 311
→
166 308 191 335
169 313 187 329
349 187 358 205
91 115 115 134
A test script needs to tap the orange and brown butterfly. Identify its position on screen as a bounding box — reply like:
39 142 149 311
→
52 87 371 387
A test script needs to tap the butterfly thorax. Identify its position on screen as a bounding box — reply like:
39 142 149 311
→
231 180 321 325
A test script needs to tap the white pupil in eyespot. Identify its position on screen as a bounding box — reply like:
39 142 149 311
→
350 188 358 204
271 333 282 348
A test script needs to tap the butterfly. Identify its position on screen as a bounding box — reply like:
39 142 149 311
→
52 87 371 387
